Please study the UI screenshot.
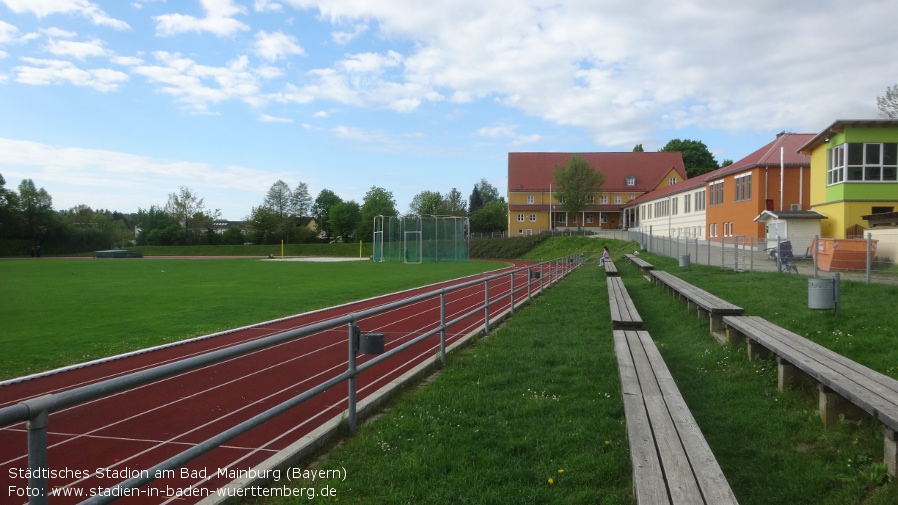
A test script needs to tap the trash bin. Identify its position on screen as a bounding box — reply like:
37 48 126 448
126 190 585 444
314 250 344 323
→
808 278 834 310
678 254 690 268
530 270 541 279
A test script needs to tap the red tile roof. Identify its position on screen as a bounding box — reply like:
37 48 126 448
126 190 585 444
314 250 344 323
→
710 133 813 179
624 133 813 208
508 152 686 193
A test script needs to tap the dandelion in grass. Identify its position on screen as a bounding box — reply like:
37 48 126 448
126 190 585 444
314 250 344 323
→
548 477 554 485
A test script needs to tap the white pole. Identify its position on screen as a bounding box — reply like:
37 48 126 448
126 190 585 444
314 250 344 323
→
780 146 786 210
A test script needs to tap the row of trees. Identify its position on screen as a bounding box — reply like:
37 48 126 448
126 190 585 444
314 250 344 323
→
243 179 507 245
0 172 508 253
0 175 135 255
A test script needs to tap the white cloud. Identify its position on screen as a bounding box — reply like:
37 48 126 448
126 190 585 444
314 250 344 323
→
332 23 368 45
0 137 289 218
0 0 130 30
259 113 292 123
475 124 543 146
14 57 128 92
44 38 110 60
280 0 898 146
252 30 304 61
154 0 249 37
0 20 19 43
254 0 283 13
132 51 264 111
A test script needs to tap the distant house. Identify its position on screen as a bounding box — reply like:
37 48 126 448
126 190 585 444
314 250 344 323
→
507 152 687 235
799 119 898 238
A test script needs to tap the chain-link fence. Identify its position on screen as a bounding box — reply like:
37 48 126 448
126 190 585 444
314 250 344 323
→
628 230 898 284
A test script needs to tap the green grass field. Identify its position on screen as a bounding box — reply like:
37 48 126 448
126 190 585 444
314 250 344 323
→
0 258 505 380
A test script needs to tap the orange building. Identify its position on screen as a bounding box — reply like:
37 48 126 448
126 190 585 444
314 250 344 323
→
507 152 686 235
704 133 813 241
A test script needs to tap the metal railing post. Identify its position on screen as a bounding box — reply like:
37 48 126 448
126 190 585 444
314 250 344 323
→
27 409 50 505
509 270 515 315
440 291 447 366
347 321 358 434
484 278 490 335
813 235 819 278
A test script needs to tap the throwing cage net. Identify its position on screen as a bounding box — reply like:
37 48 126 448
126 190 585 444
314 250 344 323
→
373 215 469 263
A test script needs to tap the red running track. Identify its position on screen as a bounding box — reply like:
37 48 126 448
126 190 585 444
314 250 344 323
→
0 261 569 504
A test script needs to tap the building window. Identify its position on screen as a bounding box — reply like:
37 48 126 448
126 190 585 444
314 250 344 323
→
600 195 608 204
600 214 608 224
734 173 752 201
671 197 678 215
527 195 535 204
669 177 677 185
587 215 594 223
684 194 691 213
556 213 566 222
614 195 622 204
517 214 524 222
709 181 724 206
626 176 636 186
829 142 898 185
628 195 635 200
695 189 706 211
588 195 595 203
529 214 537 222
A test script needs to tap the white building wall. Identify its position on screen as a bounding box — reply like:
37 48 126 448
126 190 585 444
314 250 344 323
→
632 187 706 239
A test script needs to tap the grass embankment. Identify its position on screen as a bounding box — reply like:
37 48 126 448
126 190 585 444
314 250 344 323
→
0 259 503 380
261 252 898 505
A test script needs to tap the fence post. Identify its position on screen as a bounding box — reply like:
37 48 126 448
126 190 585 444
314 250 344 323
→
776 235 782 273
867 233 873 284
440 291 447 366
509 270 516 316
26 406 50 505
347 321 358 433
721 237 725 269
484 278 490 335
813 235 819 278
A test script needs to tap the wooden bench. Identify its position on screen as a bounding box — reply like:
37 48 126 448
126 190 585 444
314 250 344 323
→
723 315 898 476
614 329 739 504
650 271 743 337
603 260 619 276
624 253 654 273
607 276 642 330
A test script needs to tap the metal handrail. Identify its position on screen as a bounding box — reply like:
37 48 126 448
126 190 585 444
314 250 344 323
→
1 254 584 504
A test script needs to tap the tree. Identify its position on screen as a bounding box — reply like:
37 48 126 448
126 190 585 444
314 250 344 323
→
442 188 467 216
0 173 18 239
264 180 292 217
17 179 53 238
165 186 206 229
877 84 898 119
290 181 312 217
475 178 500 205
245 205 281 244
312 189 343 239
358 186 397 242
329 201 361 241
552 156 605 230
660 139 718 178
633 144 644 152
470 198 507 234
468 185 484 214
408 191 443 215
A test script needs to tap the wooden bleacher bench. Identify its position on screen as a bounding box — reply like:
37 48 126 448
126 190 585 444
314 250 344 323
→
607 276 642 330
624 253 654 272
650 271 743 336
723 315 898 476
613 329 739 504
603 260 619 276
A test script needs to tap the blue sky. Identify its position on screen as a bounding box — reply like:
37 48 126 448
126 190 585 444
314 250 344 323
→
1 0 897 220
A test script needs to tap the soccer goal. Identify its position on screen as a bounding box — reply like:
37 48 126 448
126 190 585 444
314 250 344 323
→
373 215 469 263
